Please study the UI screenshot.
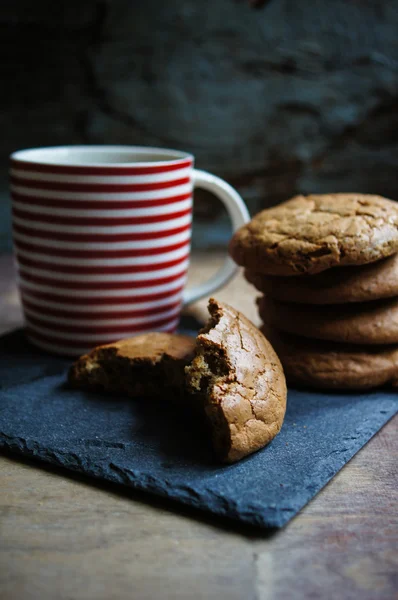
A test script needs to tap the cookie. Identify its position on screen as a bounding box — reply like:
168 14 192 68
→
69 332 196 397
258 295 398 345
186 298 287 463
69 300 287 463
262 325 398 390
229 194 398 276
245 252 398 305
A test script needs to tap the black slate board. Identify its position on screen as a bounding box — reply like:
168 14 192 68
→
0 329 396 529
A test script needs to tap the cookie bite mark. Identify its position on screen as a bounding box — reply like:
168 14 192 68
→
185 299 287 463
69 302 287 463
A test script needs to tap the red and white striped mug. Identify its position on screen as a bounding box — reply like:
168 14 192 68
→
10 146 249 356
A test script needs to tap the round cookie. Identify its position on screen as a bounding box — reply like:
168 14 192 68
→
69 332 196 397
186 298 287 463
245 252 398 305
261 325 398 390
229 194 398 276
258 296 398 345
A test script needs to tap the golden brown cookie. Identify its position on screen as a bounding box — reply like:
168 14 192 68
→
69 332 196 397
245 252 398 305
186 298 287 463
262 325 398 390
69 301 287 463
229 194 398 276
258 296 398 345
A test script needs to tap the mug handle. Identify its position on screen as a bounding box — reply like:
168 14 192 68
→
182 169 250 306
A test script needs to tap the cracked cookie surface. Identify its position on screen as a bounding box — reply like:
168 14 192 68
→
186 298 287 463
262 325 398 390
69 303 287 463
229 194 398 276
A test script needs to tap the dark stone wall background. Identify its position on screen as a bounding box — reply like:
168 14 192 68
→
1 0 398 250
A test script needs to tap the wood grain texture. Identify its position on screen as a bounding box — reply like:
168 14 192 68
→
0 252 397 600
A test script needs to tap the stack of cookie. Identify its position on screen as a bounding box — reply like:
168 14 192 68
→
229 193 398 390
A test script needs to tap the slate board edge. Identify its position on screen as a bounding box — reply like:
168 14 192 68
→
0 432 287 528
1 408 396 530
298 405 398 495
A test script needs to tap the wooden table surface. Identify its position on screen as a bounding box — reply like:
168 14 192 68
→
0 252 397 600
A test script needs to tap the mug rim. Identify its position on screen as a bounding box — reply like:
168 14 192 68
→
10 145 194 167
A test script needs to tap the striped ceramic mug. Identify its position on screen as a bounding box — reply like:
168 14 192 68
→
10 146 250 356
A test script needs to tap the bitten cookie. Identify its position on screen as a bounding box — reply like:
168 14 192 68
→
69 301 287 463
69 332 196 397
245 252 398 305
258 296 398 345
262 325 398 390
186 298 287 463
229 194 398 276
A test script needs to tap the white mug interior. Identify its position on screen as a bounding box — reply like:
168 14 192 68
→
11 145 193 166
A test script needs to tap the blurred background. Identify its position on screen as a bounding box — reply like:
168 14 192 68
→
1 0 398 252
